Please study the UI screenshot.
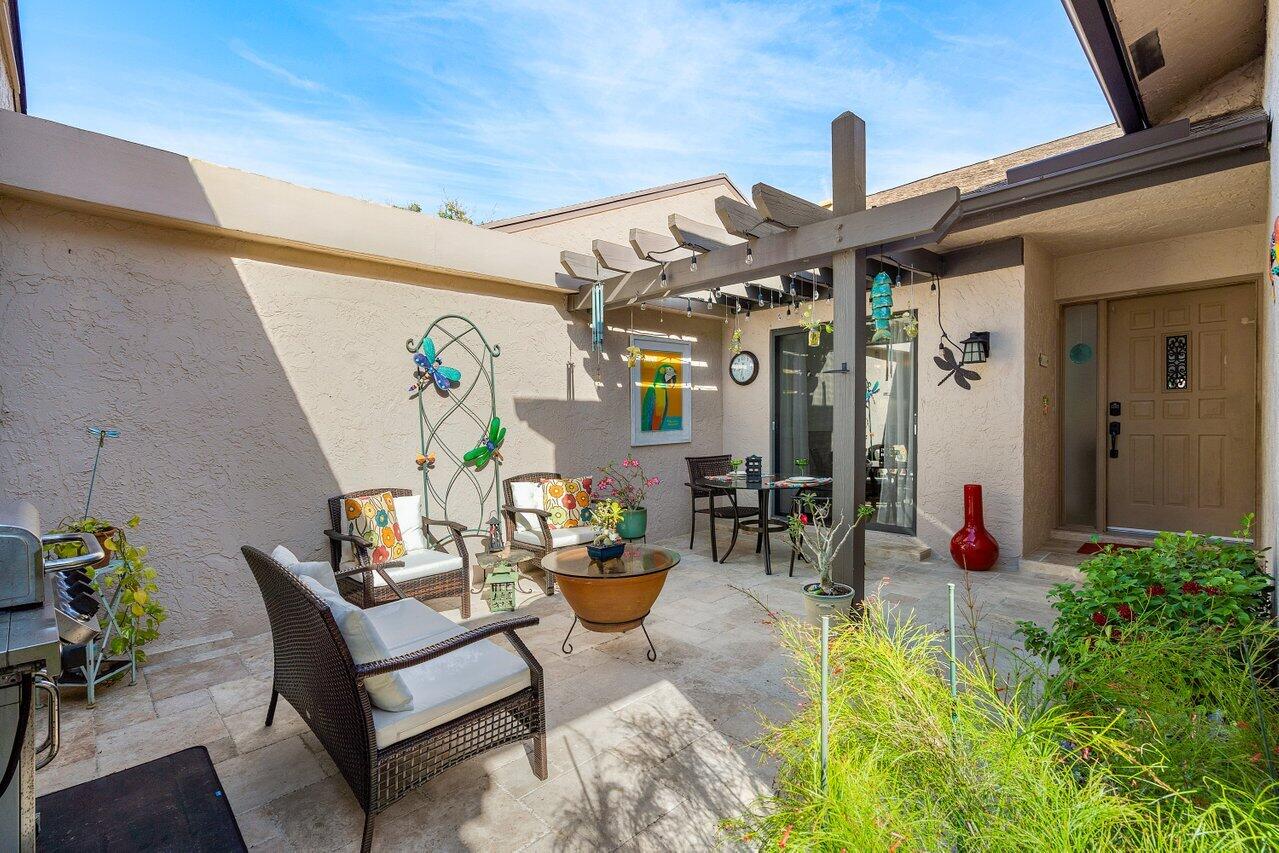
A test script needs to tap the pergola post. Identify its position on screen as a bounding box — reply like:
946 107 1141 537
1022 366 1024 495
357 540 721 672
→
829 111 868 602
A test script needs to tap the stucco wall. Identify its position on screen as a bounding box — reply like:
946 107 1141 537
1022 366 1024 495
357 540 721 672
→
721 252 1028 568
1053 225 1265 303
1262 0 1279 563
0 196 724 642
1022 239 1058 553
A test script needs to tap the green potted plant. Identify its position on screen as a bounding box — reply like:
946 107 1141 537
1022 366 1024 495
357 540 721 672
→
587 500 626 561
788 494 875 623
595 455 661 540
794 457 810 478
730 458 744 475
50 515 118 569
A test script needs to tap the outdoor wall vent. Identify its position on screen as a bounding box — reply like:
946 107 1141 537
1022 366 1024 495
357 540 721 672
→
1129 29 1165 81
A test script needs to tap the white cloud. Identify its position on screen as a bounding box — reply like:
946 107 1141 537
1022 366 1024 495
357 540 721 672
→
228 40 327 94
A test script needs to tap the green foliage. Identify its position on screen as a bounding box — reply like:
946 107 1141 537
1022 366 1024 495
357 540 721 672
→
437 197 474 224
394 201 423 213
49 516 165 662
729 604 1279 851
590 500 625 546
1018 517 1270 662
786 493 875 594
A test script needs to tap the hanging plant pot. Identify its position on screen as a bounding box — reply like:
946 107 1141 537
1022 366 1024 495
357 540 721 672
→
801 582 855 625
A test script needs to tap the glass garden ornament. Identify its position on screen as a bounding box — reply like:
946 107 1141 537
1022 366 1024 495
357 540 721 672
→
411 336 462 396
870 272 894 343
463 417 506 470
624 344 642 368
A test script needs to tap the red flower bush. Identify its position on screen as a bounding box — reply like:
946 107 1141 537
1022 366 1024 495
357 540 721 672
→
1092 611 1108 627
1116 603 1135 622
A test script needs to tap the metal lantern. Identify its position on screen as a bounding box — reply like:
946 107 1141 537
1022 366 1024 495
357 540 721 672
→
745 454 763 485
961 332 990 365
485 565 518 613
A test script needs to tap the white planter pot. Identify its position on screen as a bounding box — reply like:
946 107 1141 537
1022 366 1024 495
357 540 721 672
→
802 582 855 625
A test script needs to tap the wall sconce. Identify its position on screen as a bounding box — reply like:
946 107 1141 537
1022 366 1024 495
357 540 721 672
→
961 331 990 365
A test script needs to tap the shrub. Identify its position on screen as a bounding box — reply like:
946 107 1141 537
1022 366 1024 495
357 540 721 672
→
1019 517 1270 663
729 603 1279 851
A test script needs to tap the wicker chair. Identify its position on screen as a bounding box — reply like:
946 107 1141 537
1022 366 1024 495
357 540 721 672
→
325 488 470 617
502 471 603 597
686 455 759 563
242 546 546 853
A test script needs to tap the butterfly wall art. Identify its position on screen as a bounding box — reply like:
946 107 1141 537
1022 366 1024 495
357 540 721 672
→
410 336 462 398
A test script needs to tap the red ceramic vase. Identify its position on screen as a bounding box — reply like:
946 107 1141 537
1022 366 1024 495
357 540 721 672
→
950 484 998 571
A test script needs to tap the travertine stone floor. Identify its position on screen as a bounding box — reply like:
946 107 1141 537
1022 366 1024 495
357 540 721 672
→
37 528 1062 851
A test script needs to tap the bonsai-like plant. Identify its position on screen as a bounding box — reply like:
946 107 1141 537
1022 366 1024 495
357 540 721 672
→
787 494 875 595
730 458 744 474
793 457 809 476
49 515 166 663
589 500 625 547
800 303 833 347
595 455 660 511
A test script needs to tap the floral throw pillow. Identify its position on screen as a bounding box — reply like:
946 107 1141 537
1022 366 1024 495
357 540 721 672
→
343 491 407 564
539 477 593 530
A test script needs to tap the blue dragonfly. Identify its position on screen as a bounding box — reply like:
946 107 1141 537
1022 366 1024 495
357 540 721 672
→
410 336 462 397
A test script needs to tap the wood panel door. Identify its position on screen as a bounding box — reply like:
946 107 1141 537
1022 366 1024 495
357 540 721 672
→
1106 284 1256 536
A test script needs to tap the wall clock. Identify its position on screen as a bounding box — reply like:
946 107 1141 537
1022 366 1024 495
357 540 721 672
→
730 351 759 385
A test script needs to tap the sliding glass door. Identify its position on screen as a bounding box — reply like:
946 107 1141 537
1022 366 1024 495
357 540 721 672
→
772 312 917 534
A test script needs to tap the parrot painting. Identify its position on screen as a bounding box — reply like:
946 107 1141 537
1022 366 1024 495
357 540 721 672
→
641 363 679 433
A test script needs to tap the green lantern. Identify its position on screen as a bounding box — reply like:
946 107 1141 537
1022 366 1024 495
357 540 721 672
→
485 565 518 613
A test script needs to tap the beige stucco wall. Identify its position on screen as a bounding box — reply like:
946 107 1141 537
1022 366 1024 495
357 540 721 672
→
1261 0 1279 562
1053 225 1266 303
0 195 724 643
721 252 1029 568
1022 239 1059 553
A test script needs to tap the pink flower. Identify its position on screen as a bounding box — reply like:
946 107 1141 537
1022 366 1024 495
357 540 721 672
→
645 477 660 487
622 458 640 469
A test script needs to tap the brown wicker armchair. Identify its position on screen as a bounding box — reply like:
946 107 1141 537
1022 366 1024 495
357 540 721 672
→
242 546 546 853
501 471 603 597
326 487 470 617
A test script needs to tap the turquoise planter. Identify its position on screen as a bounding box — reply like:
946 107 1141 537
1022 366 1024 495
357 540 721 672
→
617 507 648 540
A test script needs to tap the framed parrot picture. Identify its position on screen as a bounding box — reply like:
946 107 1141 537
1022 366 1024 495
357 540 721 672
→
629 334 692 446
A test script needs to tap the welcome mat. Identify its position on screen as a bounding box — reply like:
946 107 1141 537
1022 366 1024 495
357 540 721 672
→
37 746 246 852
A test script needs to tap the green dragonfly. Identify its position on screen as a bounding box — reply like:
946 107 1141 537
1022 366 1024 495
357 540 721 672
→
463 417 506 470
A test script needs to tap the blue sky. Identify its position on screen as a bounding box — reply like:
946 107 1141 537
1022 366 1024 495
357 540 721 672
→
21 1 1111 222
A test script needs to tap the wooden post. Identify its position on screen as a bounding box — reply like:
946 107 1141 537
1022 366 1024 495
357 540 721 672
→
829 111 868 602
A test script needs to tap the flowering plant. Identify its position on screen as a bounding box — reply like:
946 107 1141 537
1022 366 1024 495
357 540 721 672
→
787 493 876 595
1018 515 1270 663
595 455 660 510
589 500 625 546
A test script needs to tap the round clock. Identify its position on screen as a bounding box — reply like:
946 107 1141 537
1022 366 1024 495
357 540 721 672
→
730 351 759 385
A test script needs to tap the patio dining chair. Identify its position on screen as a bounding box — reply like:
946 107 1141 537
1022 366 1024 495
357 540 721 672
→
242 546 546 853
325 487 470 617
685 455 759 563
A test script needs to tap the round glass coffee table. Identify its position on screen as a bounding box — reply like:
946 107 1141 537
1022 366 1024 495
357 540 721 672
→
540 544 680 661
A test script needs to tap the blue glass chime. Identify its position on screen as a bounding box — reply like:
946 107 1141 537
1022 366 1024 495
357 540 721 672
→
590 280 604 353
870 271 894 342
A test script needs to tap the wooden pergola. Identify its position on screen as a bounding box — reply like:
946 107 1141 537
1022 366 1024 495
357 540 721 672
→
564 112 960 599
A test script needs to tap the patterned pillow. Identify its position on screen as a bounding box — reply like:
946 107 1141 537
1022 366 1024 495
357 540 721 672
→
539 477 593 530
343 491 407 564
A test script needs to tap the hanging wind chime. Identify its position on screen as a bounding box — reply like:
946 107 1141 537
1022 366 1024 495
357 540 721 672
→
870 271 894 343
590 278 605 354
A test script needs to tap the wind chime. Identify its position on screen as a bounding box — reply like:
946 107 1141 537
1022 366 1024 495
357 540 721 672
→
590 277 605 355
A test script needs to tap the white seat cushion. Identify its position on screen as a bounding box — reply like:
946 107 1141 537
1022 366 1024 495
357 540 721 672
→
298 576 413 711
513 526 600 549
272 545 339 594
371 638 531 749
343 548 464 588
363 595 461 652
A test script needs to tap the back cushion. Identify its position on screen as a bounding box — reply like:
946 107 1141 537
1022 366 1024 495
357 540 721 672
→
540 477 593 530
299 576 412 712
272 545 339 594
392 494 430 552
342 491 406 564
509 481 543 533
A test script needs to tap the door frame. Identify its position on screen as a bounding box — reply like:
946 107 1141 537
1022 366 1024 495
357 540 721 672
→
1056 277 1262 537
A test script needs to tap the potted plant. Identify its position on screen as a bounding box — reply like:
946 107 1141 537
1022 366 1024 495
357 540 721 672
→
794 457 810 478
788 494 875 623
595 455 661 540
587 500 626 561
730 458 744 475
50 515 118 569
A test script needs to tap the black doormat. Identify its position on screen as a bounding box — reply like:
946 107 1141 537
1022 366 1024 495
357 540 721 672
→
37 746 247 852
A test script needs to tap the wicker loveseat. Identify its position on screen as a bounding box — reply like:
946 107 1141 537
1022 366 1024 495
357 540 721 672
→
242 546 546 852
325 487 471 617
502 471 607 596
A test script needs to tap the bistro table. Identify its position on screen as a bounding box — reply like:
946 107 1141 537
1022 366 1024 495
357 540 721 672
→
540 544 679 661
694 473 833 575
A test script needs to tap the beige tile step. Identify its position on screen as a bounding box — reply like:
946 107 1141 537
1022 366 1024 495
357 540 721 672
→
866 530 931 562
1020 538 1091 582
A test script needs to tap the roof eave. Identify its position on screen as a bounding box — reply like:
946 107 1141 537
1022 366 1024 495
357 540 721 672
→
1061 0 1148 133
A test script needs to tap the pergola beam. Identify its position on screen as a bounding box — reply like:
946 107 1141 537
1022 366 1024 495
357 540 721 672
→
715 196 789 239
569 185 958 310
667 214 737 253
629 228 694 262
593 239 655 273
752 182 832 227
561 250 605 281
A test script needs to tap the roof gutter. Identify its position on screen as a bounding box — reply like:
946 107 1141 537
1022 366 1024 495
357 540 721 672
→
1061 0 1148 133
953 109 1268 234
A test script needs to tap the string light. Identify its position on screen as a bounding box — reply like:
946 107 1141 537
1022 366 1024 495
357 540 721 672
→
690 254 697 272
686 298 692 318
745 246 753 266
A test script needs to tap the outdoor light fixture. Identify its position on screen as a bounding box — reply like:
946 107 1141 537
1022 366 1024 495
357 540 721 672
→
690 254 697 272
686 298 692 318
745 246 753 265
961 331 990 365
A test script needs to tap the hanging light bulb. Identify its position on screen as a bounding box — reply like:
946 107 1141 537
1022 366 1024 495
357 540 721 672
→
660 269 668 285
690 253 697 272
686 298 692 318
639 301 647 311
789 275 797 295
745 246 753 265
745 306 752 319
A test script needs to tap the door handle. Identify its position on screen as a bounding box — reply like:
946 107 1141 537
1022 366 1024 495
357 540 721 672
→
1108 421 1121 458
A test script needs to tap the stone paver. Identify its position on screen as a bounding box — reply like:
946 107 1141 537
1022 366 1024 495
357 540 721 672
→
38 526 1058 851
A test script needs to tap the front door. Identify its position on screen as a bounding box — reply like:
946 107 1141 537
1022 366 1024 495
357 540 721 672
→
1105 284 1256 536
